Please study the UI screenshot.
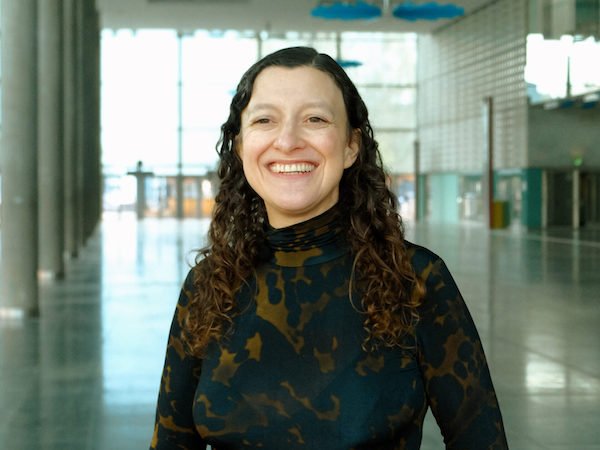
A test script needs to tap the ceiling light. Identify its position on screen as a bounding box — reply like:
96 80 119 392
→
311 1 382 21
392 1 464 21
336 59 363 67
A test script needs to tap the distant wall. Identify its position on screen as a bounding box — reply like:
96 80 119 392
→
528 106 600 168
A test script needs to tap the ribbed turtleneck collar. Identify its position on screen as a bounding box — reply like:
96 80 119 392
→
265 205 348 267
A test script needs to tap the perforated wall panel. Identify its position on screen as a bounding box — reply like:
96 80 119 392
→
417 0 528 172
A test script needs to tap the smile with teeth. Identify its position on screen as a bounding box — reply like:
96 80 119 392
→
269 162 316 174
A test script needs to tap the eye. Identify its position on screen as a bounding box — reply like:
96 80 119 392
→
308 116 326 123
248 117 275 128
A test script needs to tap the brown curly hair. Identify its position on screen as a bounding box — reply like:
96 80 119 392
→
183 47 424 356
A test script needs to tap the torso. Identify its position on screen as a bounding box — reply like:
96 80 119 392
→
193 251 428 449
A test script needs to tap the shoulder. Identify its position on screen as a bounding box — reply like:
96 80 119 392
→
404 240 447 283
181 265 199 296
404 240 441 264
183 256 210 290
174 262 207 322
404 240 463 315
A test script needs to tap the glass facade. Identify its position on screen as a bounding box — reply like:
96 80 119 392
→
526 33 600 104
100 30 418 218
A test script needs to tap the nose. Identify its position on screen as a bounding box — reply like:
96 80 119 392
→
273 121 305 152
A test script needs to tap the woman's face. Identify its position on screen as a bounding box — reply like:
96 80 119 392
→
238 66 359 228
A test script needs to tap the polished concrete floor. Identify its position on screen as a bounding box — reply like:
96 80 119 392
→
1 212 599 449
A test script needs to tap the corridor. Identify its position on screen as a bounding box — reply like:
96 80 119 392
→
1 214 599 449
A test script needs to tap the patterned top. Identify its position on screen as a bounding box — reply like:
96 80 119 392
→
150 207 508 449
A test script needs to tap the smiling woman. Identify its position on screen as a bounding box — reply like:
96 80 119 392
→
238 65 359 228
150 46 508 450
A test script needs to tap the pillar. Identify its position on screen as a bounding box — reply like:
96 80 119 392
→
38 0 65 279
416 174 427 221
63 0 81 257
75 0 86 247
0 0 39 315
483 96 494 229
64 0 102 243
89 5 102 232
78 0 96 239
573 168 580 229
522 168 542 229
413 139 421 222
77 0 102 241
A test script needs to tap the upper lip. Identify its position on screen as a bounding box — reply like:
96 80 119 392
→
266 159 319 166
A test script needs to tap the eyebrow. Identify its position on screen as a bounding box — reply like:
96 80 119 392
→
244 103 273 115
245 101 335 116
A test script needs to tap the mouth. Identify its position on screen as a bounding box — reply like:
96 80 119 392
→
269 162 316 174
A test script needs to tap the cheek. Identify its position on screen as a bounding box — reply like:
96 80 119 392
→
233 130 249 166
323 136 351 165
244 139 276 172
238 140 263 181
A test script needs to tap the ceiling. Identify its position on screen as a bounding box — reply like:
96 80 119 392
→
97 0 492 34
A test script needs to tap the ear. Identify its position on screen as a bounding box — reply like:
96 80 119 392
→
343 129 360 169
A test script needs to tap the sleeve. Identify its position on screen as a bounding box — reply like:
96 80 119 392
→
414 254 508 449
150 269 206 450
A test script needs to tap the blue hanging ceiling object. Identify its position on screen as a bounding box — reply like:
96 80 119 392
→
392 2 464 21
311 1 382 21
336 59 363 68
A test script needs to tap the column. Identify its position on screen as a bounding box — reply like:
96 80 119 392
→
75 0 86 247
38 0 65 279
63 0 81 257
522 168 543 229
573 168 580 229
482 96 494 229
63 0 101 256
89 5 102 232
0 0 39 315
79 0 102 241
413 139 421 222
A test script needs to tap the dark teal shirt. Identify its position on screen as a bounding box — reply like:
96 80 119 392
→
151 208 508 449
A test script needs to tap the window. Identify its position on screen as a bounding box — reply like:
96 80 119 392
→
101 29 417 218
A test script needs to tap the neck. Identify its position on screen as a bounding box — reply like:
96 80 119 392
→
266 203 340 229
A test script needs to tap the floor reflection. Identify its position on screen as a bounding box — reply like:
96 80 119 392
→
0 214 598 449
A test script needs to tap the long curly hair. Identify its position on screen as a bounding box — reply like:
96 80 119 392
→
183 47 424 356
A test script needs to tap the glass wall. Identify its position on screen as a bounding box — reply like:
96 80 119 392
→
181 30 258 173
102 30 179 175
526 33 600 104
101 30 417 218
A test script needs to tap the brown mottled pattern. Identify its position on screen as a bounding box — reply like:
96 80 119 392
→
150 206 508 449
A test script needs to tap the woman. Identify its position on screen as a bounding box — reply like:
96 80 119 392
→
150 46 508 449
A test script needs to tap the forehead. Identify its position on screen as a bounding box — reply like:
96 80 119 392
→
248 65 344 106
